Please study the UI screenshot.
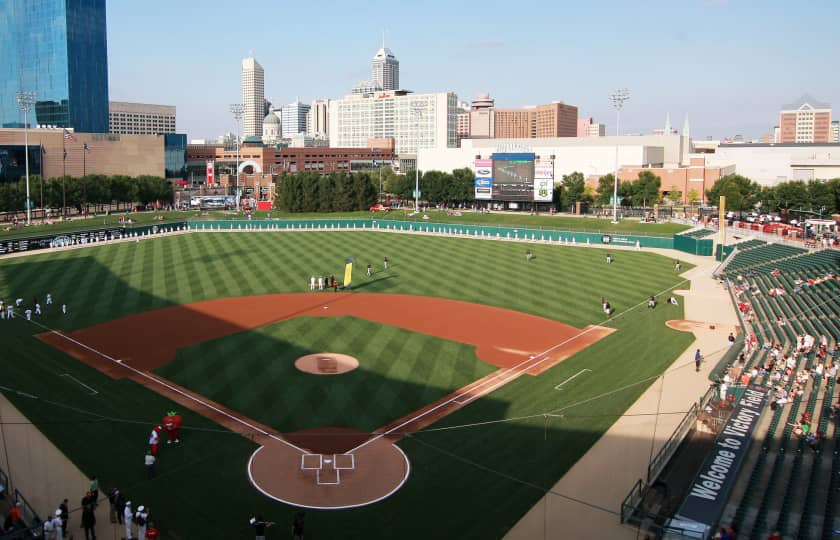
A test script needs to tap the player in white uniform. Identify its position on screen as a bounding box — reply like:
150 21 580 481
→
318 276 324 290
62 304 67 315
6 305 13 318
24 309 32 320
309 276 315 291
46 293 53 305
35 303 42 316
15 298 23 307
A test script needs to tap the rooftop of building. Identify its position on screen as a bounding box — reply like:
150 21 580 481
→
782 94 831 111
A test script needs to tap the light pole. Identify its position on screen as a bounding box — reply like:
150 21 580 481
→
609 88 630 224
411 105 423 212
16 91 35 225
230 103 244 210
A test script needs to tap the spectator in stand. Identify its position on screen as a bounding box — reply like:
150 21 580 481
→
4 502 23 532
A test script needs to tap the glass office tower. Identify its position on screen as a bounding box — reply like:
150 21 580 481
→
0 0 109 132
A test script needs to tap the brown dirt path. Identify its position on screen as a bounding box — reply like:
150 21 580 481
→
40 292 589 374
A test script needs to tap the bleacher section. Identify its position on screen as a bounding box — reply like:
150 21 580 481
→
716 247 839 539
681 229 717 239
721 243 808 278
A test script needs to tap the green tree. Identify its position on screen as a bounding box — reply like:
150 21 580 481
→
450 168 475 202
596 174 616 205
706 174 760 214
632 171 661 207
665 190 683 204
560 171 589 208
687 189 700 204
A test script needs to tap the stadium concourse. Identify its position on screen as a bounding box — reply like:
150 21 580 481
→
505 248 740 540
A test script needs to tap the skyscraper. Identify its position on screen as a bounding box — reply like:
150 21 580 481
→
371 36 399 91
242 57 265 138
281 100 310 136
306 99 330 136
0 0 110 132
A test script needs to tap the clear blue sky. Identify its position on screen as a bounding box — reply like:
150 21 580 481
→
107 0 839 141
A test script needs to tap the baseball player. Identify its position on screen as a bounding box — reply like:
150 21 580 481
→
309 276 315 291
383 256 389 269
123 501 134 540
135 505 149 539
318 276 324 290
35 303 42 316
46 293 53 305
148 426 162 455
62 304 67 315
162 411 183 444
0 300 4 319
24 308 32 321
15 298 23 307
7 304 13 318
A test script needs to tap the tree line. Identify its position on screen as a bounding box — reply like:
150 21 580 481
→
274 171 378 212
704 175 840 216
0 175 173 213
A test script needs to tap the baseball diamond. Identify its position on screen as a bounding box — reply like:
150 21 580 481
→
0 228 694 539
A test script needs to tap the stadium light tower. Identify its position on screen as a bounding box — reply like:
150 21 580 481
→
609 88 630 224
16 91 36 225
229 103 244 210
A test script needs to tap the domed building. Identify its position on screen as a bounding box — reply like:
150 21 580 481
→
262 113 281 145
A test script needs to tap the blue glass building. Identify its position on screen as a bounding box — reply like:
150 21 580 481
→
0 0 109 133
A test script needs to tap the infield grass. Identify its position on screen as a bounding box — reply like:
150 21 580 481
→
0 230 695 539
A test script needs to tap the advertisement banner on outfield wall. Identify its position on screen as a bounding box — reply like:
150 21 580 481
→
534 161 554 202
206 161 214 184
474 159 493 200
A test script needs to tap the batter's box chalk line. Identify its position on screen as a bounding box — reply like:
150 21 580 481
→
301 453 356 486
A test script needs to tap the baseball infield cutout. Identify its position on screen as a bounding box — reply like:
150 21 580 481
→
295 353 359 375
36 293 613 509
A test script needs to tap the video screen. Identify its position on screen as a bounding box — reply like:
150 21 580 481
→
492 158 535 201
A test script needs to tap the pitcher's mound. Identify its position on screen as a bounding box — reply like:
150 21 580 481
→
295 353 359 375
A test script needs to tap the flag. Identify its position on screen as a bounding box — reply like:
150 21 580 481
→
63 129 76 142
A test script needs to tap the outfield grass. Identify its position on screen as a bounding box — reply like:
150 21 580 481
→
0 231 695 539
0 207 689 241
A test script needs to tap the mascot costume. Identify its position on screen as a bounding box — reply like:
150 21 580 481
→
162 411 183 444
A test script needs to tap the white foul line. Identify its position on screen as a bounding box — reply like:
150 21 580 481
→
26 319 308 454
554 369 592 391
60 373 99 395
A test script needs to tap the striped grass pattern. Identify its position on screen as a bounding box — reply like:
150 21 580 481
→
0 231 695 540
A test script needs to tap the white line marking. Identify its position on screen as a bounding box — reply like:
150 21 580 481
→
60 373 99 395
553 369 592 391
27 319 307 454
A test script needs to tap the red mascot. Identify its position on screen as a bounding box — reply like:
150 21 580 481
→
162 411 183 444
148 425 161 455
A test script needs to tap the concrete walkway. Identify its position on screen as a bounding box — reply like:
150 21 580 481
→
504 252 740 539
0 394 131 539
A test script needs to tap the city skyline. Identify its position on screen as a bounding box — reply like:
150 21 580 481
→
106 0 839 141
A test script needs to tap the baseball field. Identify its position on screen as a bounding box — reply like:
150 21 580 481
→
0 228 695 538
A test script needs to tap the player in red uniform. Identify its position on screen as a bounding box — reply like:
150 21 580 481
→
162 411 183 444
148 425 162 455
